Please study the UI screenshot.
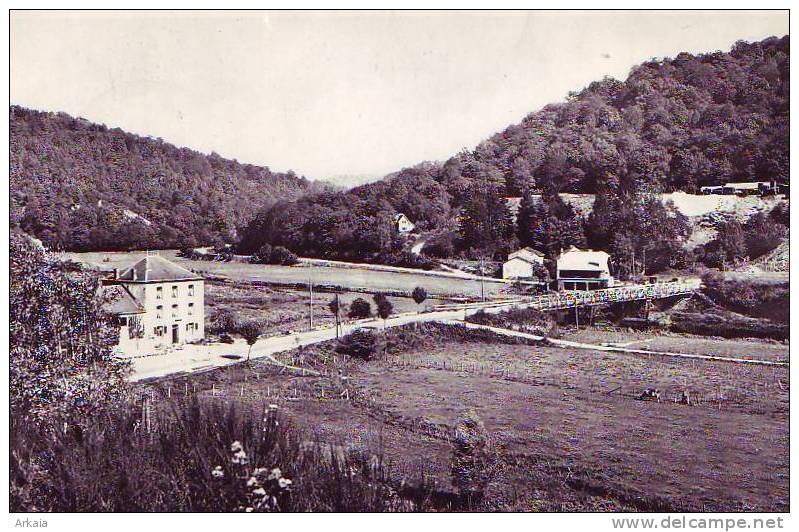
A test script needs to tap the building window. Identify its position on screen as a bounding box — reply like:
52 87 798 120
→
172 285 178 298
188 284 195 297
156 286 163 300
155 326 165 337
156 305 163 319
188 302 194 316
186 323 194 333
172 304 178 318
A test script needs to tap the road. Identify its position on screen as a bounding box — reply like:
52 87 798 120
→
131 308 474 381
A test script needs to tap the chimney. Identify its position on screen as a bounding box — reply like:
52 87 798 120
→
113 268 119 279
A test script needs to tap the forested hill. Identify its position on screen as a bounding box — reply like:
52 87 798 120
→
238 35 789 265
445 35 789 198
10 105 325 251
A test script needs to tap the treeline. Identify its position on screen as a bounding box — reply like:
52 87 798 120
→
10 106 327 251
241 36 788 265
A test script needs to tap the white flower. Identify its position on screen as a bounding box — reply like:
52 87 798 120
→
268 404 279 410
278 477 292 489
245 507 254 513
232 449 249 464
247 476 258 487
252 487 267 496
211 465 224 479
230 441 243 453
267 467 282 480
252 467 268 476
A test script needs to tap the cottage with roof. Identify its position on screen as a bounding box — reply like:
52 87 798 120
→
394 213 415 234
502 247 545 279
102 254 204 357
556 246 612 291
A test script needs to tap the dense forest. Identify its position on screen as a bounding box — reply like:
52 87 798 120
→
239 36 789 268
11 36 789 262
10 106 326 251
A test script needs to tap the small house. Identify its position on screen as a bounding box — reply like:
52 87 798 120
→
555 246 612 291
502 247 545 279
394 213 415 234
102 254 205 357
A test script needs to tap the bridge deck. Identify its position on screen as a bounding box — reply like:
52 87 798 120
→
435 278 702 313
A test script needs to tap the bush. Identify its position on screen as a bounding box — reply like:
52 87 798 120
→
251 244 299 266
11 398 425 511
450 411 498 506
348 298 372 319
208 309 238 336
336 329 379 360
412 286 428 306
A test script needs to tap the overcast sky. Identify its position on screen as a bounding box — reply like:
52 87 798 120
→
11 10 788 184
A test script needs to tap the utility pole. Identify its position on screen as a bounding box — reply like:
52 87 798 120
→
308 263 314 330
334 292 340 339
575 304 579 330
479 256 486 302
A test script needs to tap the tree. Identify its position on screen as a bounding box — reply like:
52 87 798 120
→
328 294 342 338
373 293 394 328
411 286 428 310
336 329 378 361
458 183 514 255
252 243 273 264
745 212 786 259
348 298 372 319
237 320 263 365
10 233 129 420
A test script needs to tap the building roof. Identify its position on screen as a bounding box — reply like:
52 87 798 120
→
101 285 145 315
556 246 610 272
116 255 203 283
507 247 545 264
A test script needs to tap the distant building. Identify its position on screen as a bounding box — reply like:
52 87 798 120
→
394 213 415 234
502 247 545 279
701 182 777 196
556 246 612 291
102 255 205 357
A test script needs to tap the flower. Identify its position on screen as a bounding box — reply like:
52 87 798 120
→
278 477 292 489
245 507 253 513
246 476 258 487
211 465 224 479
267 468 282 480
252 467 268 476
268 404 278 410
232 449 249 465
230 441 243 453
252 487 267 496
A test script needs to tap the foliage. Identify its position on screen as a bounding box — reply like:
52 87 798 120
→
9 232 129 420
411 286 428 306
336 329 379 361
238 37 788 263
517 189 586 259
450 411 498 505
10 106 324 251
11 398 427 511
701 272 789 323
373 293 394 321
207 308 238 336
348 298 372 319
744 212 787 259
251 243 299 265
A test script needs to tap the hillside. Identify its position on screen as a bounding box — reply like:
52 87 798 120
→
239 35 789 265
10 106 326 251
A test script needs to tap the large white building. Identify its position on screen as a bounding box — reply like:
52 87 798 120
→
502 247 545 279
102 255 205 357
556 246 612 291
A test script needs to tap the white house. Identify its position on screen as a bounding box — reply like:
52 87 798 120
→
502 247 545 279
394 213 415 234
556 246 612 291
102 255 205 357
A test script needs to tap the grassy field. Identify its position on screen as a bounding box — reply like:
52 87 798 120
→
62 250 512 298
141 323 789 511
205 279 425 335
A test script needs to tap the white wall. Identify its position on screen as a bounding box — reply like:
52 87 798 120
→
503 258 534 279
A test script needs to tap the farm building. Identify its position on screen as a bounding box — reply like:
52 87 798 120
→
394 213 416 233
556 246 612 291
102 254 205 357
502 247 545 279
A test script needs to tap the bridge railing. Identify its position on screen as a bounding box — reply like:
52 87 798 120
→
434 278 701 313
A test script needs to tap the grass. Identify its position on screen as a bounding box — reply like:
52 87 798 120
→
97 323 790 512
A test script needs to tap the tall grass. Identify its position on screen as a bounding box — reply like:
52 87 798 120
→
10 398 433 512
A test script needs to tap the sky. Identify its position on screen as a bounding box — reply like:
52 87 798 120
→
10 10 789 185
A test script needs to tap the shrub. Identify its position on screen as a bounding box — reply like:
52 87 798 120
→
336 329 379 360
11 398 425 511
208 309 238 335
373 293 393 322
252 243 273 264
251 244 299 266
412 286 428 307
348 298 372 319
450 410 498 506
